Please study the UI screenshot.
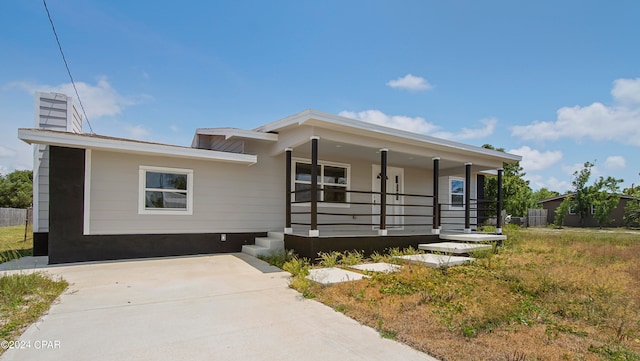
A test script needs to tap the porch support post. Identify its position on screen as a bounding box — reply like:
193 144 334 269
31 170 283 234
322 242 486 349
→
309 137 319 237
477 174 486 227
379 148 388 236
496 168 504 235
464 162 472 234
432 157 440 234
284 148 293 234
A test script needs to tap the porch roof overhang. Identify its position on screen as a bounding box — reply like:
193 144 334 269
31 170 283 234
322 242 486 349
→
190 127 278 147
257 110 521 172
19 128 257 165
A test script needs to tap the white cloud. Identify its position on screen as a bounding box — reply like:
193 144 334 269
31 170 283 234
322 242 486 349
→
339 110 440 134
8 77 140 120
433 117 497 140
561 162 601 179
611 77 640 104
545 177 571 193
339 109 496 141
507 146 563 171
124 124 151 139
0 138 33 174
170 125 179 132
386 74 433 91
524 174 571 193
511 77 640 146
0 146 17 158
604 155 626 170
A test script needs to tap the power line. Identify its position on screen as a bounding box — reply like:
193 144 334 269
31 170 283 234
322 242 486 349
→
42 0 94 134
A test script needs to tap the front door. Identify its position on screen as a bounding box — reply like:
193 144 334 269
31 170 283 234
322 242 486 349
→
372 165 404 230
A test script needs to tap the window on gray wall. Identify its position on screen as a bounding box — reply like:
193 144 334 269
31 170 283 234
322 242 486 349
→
139 166 193 215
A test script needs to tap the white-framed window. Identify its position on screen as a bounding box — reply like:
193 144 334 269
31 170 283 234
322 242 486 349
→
293 159 350 205
569 203 578 215
591 204 596 215
450 177 464 208
139 166 193 215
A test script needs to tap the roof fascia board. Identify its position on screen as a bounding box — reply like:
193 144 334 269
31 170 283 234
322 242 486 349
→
195 128 278 142
271 125 506 169
268 126 316 156
19 129 257 165
257 110 521 163
303 117 521 162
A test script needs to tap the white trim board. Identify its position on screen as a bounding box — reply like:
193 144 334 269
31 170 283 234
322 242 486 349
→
18 129 257 165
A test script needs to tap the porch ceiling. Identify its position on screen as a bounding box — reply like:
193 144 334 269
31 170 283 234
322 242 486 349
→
290 137 501 173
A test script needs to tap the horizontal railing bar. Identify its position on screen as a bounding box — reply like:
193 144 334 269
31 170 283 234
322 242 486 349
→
317 223 377 226
316 212 378 216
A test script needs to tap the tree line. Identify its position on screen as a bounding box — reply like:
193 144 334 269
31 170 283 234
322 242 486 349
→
0 170 33 209
482 145 639 228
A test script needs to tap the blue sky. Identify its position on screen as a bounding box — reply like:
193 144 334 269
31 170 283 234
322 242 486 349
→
1 0 639 192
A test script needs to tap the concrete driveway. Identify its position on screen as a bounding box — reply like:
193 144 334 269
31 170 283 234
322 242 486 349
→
1 254 436 361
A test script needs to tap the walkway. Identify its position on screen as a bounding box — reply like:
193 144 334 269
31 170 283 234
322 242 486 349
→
0 254 436 361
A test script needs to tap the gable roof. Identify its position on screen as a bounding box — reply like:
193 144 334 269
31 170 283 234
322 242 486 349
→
539 193 636 204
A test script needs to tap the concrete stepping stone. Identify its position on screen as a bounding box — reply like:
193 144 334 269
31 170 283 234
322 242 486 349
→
395 254 475 268
439 233 506 243
418 242 492 254
349 262 401 273
306 267 370 285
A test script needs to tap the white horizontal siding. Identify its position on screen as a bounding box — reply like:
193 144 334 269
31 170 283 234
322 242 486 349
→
88 144 284 234
34 145 49 232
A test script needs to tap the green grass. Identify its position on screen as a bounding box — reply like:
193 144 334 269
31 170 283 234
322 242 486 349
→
0 272 68 356
0 225 33 263
0 225 68 357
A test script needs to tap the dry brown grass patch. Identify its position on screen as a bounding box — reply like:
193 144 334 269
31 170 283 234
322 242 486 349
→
286 227 640 360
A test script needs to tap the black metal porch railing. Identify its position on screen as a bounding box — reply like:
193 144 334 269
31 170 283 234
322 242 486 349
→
289 188 434 229
438 198 500 230
289 187 501 233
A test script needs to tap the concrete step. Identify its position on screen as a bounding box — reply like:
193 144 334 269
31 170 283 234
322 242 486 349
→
243 231 285 258
419 242 493 254
242 244 272 258
395 254 475 268
267 231 284 241
255 237 285 249
439 233 506 243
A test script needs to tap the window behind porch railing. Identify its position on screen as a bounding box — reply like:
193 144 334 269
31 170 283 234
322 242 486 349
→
290 186 500 234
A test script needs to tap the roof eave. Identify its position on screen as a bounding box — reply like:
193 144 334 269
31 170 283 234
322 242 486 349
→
19 129 257 165
256 110 521 163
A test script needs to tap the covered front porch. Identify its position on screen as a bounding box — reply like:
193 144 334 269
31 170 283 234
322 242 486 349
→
281 141 508 258
250 110 519 258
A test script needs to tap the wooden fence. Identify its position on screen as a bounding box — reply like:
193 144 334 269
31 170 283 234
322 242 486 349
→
527 208 548 227
0 208 32 227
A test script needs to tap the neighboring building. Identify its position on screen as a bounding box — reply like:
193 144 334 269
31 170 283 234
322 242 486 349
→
539 194 636 227
19 95 521 264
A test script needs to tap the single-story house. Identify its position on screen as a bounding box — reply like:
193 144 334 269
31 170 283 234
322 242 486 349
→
539 193 636 227
19 92 521 264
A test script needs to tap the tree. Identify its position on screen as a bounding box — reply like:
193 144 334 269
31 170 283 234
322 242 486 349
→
623 186 640 228
532 188 560 206
0 170 33 208
482 144 535 216
570 161 595 225
566 161 624 227
554 195 572 228
591 176 623 227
